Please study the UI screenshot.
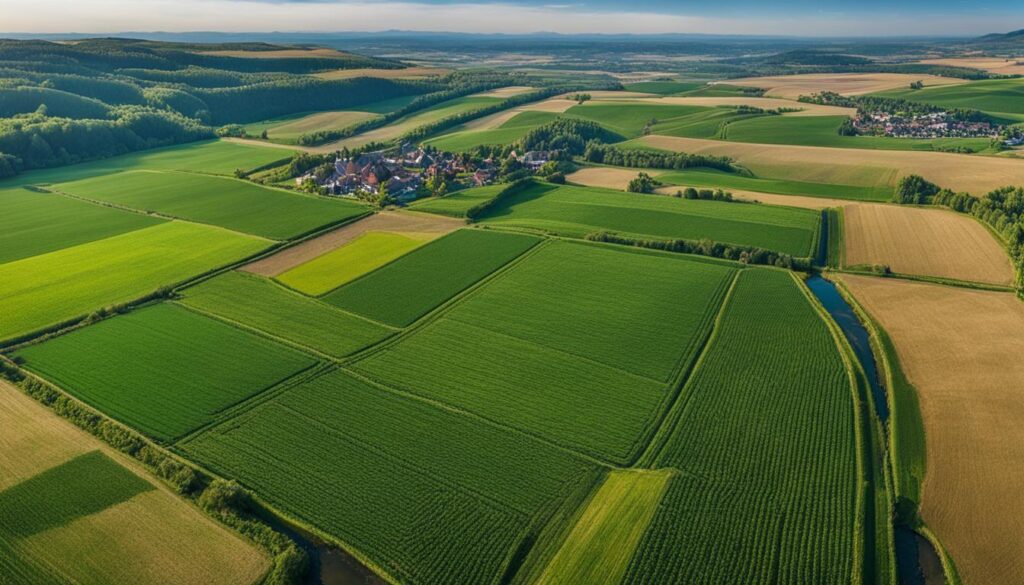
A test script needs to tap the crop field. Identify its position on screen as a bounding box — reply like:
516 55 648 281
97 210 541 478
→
621 81 705 95
180 271 394 357
633 135 1024 195
423 110 559 151
843 203 1014 285
276 231 429 296
728 72 967 99
535 469 673 585
0 381 267 585
328 95 504 149
640 96 856 116
242 110 382 144
54 170 366 240
875 77 1024 120
918 57 1024 76
313 66 450 80
0 221 267 342
180 368 601 585
325 229 540 327
840 275 1024 585
13 303 316 441
410 183 505 216
353 241 737 462
628 269 859 583
0 186 163 264
477 182 821 257
565 102 707 137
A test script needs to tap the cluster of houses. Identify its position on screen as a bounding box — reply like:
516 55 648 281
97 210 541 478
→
295 143 551 202
854 111 1000 139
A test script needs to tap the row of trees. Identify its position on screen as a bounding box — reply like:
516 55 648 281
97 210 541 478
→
582 143 736 172
586 231 811 270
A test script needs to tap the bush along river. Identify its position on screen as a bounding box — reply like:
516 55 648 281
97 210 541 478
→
806 275 943 585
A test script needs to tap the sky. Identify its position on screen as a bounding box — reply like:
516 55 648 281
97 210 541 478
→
1 0 1021 37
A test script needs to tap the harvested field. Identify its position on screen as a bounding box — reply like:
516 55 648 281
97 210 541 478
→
241 210 462 276
918 57 1024 76
613 96 856 116
0 381 267 585
843 203 1014 285
566 167 643 190
727 73 967 99
474 86 535 98
314 66 449 80
839 275 1024 585
199 48 357 59
635 135 1024 195
245 110 380 143
655 186 851 210
326 95 503 149
519 98 577 113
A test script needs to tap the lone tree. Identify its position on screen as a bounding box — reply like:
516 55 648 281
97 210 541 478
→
627 171 658 194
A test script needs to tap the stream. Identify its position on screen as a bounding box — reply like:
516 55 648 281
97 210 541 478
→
806 275 943 585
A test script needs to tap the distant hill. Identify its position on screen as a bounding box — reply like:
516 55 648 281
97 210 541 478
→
974 29 1024 44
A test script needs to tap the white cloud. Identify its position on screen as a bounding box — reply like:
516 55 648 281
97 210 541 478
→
0 0 1014 35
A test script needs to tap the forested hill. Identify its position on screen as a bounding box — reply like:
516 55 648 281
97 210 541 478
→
0 38 442 176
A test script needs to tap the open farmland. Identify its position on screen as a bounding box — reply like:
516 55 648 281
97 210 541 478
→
629 269 859 583
727 73 967 99
180 271 394 357
325 229 540 327
181 368 602 585
423 110 558 151
276 231 429 296
565 102 706 137
0 381 267 585
411 183 506 217
0 186 163 264
918 57 1024 76
353 241 737 462
313 66 450 80
13 303 316 441
54 170 367 240
0 221 267 342
478 181 821 257
633 135 1024 195
840 275 1024 585
843 203 1015 285
242 110 381 144
874 77 1024 120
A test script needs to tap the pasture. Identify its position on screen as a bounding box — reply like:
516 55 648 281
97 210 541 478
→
728 72 967 99
13 303 316 441
411 183 506 217
353 241 737 462
54 170 367 240
841 275 1024 585
325 229 540 327
874 77 1024 120
180 271 394 357
630 269 858 583
181 368 601 585
275 231 428 296
477 181 821 257
0 186 162 264
0 221 267 342
843 203 1014 285
634 135 1024 195
0 381 268 585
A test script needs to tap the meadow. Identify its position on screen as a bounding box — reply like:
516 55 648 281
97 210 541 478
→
875 77 1024 120
181 368 601 585
13 303 316 441
411 183 505 217
276 231 428 296
325 229 540 327
630 269 859 583
0 381 268 585
353 241 736 463
0 221 267 342
0 186 163 264
54 170 367 240
180 271 394 357
478 182 821 257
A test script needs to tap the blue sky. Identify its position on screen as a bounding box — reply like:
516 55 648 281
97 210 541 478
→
1 0 1021 36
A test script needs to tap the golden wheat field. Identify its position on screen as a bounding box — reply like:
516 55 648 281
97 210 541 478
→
614 96 856 116
843 203 1015 285
726 73 968 99
839 276 1024 585
918 57 1024 76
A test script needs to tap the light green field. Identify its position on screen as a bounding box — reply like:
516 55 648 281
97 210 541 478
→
423 110 560 152
536 469 673 585
330 95 504 148
875 77 1024 121
180 271 393 357
478 181 821 256
622 81 705 95
651 108 768 139
13 303 316 441
276 231 427 296
566 102 709 137
55 170 367 240
0 187 163 265
243 110 381 144
410 183 504 217
0 221 267 342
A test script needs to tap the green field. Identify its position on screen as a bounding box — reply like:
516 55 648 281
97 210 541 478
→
875 77 1024 121
334 95 504 148
423 110 559 152
353 241 736 462
651 107 768 139
410 183 504 217
14 303 316 441
622 81 706 95
180 271 394 357
55 170 366 240
0 221 267 342
325 229 540 327
628 269 858 583
0 187 163 264
478 182 821 256
239 97 420 144
276 231 427 296
566 102 708 137
181 368 601 585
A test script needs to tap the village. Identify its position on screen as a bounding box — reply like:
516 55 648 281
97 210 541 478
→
852 110 1002 139
296 143 551 203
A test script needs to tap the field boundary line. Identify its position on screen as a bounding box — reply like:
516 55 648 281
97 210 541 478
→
833 266 1015 292
635 268 742 467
